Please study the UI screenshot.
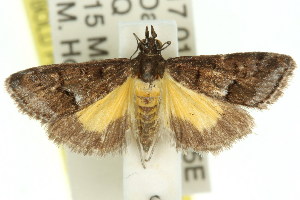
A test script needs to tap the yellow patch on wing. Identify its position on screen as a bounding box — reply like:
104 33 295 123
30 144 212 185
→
162 73 224 132
76 77 134 133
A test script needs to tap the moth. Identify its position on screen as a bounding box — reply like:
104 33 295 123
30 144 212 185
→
6 26 295 166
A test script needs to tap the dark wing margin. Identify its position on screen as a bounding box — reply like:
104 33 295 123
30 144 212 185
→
171 104 253 153
47 114 129 156
5 58 132 122
166 52 296 108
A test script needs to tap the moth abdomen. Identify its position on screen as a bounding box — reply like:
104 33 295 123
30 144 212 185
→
134 79 161 152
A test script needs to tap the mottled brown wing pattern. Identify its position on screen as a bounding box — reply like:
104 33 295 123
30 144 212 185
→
47 114 129 156
5 25 297 165
165 52 295 153
6 59 131 122
166 52 296 109
6 59 132 155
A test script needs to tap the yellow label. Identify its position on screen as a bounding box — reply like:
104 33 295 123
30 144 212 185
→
183 196 192 200
23 0 68 189
23 0 53 65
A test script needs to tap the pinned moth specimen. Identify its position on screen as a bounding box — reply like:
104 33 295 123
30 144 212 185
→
6 26 296 166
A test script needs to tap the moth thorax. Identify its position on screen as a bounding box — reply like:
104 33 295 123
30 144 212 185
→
134 80 161 153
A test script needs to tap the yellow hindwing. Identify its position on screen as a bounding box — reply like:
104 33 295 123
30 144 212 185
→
76 73 223 135
162 73 224 132
76 77 133 133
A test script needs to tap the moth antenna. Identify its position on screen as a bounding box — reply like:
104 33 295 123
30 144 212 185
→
145 26 149 39
133 33 144 44
136 137 147 169
130 33 143 59
130 47 139 60
151 25 157 38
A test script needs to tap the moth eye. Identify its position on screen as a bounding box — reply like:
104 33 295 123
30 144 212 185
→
139 43 145 51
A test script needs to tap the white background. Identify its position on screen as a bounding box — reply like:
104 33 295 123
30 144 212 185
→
0 0 300 200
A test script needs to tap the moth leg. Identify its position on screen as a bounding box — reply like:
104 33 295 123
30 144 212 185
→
144 134 160 162
135 135 159 168
136 137 147 169
144 147 155 162
157 41 171 51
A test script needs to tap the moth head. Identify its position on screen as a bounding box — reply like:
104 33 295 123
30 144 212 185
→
131 25 171 58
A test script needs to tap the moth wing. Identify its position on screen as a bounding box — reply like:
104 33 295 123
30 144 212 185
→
6 59 133 155
6 58 132 122
162 73 253 152
166 52 296 109
48 77 134 155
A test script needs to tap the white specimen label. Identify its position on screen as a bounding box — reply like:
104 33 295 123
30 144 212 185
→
48 0 196 63
48 0 210 199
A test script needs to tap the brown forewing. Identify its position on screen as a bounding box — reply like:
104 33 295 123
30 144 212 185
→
5 58 132 123
166 52 296 109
